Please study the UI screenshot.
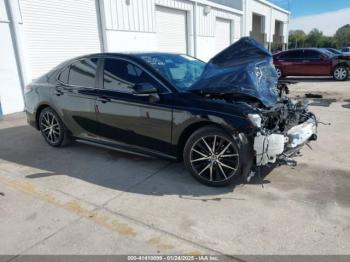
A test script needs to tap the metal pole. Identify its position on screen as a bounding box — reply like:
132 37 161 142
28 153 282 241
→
193 1 198 58
5 0 27 92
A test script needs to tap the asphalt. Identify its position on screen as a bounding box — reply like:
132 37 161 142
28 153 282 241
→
1 79 350 257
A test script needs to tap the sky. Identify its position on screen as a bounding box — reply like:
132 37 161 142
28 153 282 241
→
269 0 350 36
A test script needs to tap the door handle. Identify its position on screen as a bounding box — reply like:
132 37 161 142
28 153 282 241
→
55 88 64 96
98 95 111 103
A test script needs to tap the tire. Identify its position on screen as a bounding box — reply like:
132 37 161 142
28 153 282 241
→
275 67 283 79
333 65 349 81
38 107 70 147
183 126 242 187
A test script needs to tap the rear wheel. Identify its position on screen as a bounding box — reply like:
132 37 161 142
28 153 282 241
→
39 107 70 147
333 65 349 81
183 127 241 187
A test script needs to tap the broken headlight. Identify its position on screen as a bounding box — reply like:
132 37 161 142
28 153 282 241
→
248 114 262 128
255 66 263 80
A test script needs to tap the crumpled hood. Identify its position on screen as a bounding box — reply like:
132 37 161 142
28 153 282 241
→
189 37 279 107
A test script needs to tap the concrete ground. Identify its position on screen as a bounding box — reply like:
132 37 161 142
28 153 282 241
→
1 79 350 257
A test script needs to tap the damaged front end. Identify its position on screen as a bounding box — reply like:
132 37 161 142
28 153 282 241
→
189 37 318 176
251 98 318 168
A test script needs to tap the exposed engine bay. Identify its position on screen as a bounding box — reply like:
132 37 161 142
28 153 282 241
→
253 94 317 167
199 82 318 170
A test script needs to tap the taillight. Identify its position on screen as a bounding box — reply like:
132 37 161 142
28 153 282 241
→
24 84 33 94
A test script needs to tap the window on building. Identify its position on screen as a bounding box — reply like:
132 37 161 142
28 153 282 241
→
68 58 98 87
103 58 158 93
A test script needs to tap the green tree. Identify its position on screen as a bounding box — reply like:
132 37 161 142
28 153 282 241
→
288 30 306 48
334 24 350 48
319 36 336 48
305 28 323 47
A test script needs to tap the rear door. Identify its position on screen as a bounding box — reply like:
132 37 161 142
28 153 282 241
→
279 50 305 75
95 57 174 155
52 58 100 138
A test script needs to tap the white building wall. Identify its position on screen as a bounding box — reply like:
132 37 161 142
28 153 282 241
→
102 0 242 61
103 0 156 32
19 0 101 81
0 0 24 115
195 4 241 60
102 0 195 54
106 30 158 52
271 8 289 43
0 0 7 20
243 0 289 47
197 36 216 61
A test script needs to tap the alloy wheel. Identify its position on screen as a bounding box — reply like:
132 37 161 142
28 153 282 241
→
40 111 61 144
276 68 282 78
334 67 347 80
190 135 239 183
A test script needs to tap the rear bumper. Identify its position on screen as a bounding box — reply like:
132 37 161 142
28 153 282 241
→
254 117 317 166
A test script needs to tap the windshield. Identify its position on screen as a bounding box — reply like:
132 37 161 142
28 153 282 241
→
319 49 334 57
326 48 342 55
138 54 206 91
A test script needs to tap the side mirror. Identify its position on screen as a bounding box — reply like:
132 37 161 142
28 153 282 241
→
133 83 158 94
133 83 160 103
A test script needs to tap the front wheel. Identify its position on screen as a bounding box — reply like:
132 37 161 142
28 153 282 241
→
183 127 242 187
333 65 349 81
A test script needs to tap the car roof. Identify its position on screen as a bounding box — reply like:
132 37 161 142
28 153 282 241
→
64 52 193 65
284 48 322 52
84 52 185 58
273 48 320 56
56 52 188 70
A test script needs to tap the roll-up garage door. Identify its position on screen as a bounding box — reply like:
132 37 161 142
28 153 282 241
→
215 18 231 53
19 0 101 80
156 6 188 54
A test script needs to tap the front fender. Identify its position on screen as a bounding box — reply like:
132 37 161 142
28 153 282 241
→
172 110 253 145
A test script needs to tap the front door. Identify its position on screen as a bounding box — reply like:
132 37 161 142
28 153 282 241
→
95 57 174 156
281 49 305 75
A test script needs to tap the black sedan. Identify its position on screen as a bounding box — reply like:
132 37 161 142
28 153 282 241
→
24 38 317 186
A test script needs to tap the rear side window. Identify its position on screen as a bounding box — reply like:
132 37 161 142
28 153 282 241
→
69 58 98 87
103 58 159 93
283 50 304 59
304 50 321 59
58 67 69 84
277 52 288 59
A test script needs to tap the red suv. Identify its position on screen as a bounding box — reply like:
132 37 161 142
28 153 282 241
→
273 48 350 81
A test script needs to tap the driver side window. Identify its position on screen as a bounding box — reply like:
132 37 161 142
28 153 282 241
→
103 58 159 93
